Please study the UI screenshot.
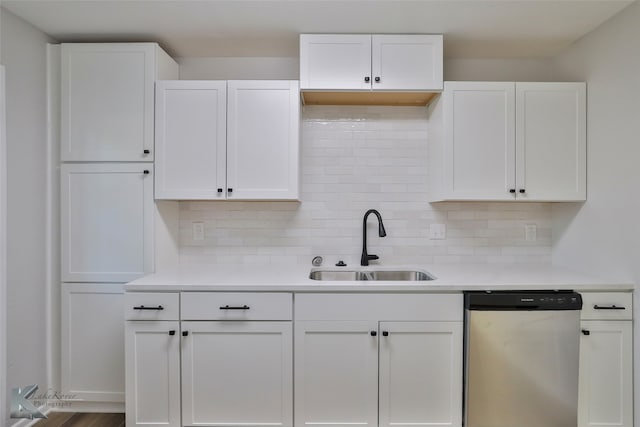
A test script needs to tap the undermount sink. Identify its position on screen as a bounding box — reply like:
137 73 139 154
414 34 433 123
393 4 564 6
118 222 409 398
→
309 269 434 281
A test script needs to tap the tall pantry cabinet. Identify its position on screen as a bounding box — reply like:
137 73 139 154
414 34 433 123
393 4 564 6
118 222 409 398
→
58 43 178 408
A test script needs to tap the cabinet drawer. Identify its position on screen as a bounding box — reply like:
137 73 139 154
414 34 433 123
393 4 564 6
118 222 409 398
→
181 292 292 320
125 292 179 320
580 292 632 320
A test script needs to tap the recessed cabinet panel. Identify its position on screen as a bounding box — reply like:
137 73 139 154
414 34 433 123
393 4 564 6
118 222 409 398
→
578 321 632 427
61 163 153 282
181 321 293 427
300 34 372 90
61 44 160 161
372 35 443 91
62 284 125 402
444 82 515 200
155 81 227 199
294 321 379 427
125 321 181 427
516 82 586 201
378 322 463 427
227 80 300 200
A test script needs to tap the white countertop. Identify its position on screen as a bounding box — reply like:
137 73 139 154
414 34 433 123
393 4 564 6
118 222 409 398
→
125 263 634 292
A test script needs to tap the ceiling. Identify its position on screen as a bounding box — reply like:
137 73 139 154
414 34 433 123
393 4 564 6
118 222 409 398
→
1 0 635 59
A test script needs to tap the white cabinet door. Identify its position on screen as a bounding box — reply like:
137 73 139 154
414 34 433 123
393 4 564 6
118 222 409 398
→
125 321 181 427
578 321 633 427
442 81 515 200
379 322 463 427
300 34 372 90
61 284 124 402
61 43 157 161
155 80 227 200
516 82 586 201
61 163 154 282
372 35 443 91
294 321 379 427
227 80 300 200
181 321 293 427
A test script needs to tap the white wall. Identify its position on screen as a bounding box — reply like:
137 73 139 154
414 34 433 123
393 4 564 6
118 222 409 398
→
1 8 53 424
551 0 640 423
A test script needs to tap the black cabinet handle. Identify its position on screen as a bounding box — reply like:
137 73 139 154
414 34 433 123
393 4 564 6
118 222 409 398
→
519 189 526 193
509 189 516 193
370 331 377 337
594 305 626 310
143 149 150 154
581 329 590 336
133 305 164 310
182 331 189 337
228 188 233 193
219 305 250 310
217 188 223 193
374 76 381 83
382 331 389 337
364 76 370 83
143 170 150 175
169 330 176 336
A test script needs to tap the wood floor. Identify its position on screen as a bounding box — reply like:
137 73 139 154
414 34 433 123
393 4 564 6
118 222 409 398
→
32 412 124 427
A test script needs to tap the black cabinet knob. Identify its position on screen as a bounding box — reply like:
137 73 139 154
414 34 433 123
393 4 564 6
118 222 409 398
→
382 331 389 337
143 170 150 175
374 76 381 83
168 330 176 336
364 76 370 83
217 188 223 193
509 189 516 193
519 189 526 193
370 331 377 337
143 149 150 154
228 188 233 193
182 331 189 337
581 329 590 336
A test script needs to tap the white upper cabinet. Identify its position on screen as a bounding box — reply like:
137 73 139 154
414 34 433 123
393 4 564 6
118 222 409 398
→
61 43 177 162
154 80 300 201
430 81 586 202
155 81 227 199
300 34 443 105
516 83 587 201
371 35 443 91
61 163 154 282
227 80 300 200
299 34 372 90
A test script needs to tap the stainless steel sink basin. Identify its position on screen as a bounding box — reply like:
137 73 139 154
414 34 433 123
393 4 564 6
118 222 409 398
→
309 269 434 281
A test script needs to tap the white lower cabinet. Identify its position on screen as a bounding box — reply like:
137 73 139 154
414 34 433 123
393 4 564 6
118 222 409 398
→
578 292 633 427
62 284 125 403
125 321 181 427
294 294 463 427
181 321 293 427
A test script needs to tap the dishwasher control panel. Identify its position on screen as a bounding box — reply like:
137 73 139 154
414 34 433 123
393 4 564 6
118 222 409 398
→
465 291 583 310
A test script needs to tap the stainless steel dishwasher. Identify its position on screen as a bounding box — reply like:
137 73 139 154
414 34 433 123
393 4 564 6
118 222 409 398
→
464 291 582 427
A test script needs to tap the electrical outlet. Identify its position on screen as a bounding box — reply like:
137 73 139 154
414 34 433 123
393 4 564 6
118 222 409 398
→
429 223 446 240
192 222 205 241
525 224 537 241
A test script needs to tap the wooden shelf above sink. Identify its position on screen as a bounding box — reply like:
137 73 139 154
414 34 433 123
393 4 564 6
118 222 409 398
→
300 91 440 107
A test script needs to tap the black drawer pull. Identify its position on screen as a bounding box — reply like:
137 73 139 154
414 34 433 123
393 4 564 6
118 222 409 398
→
370 331 377 337
182 331 189 337
169 330 176 336
382 331 389 337
594 304 626 310
219 305 250 310
133 305 164 310
581 329 590 336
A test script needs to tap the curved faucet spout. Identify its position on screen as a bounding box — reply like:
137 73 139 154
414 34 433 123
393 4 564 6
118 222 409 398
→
361 209 387 266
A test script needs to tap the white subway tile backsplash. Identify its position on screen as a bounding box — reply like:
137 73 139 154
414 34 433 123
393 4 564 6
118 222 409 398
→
178 105 552 266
